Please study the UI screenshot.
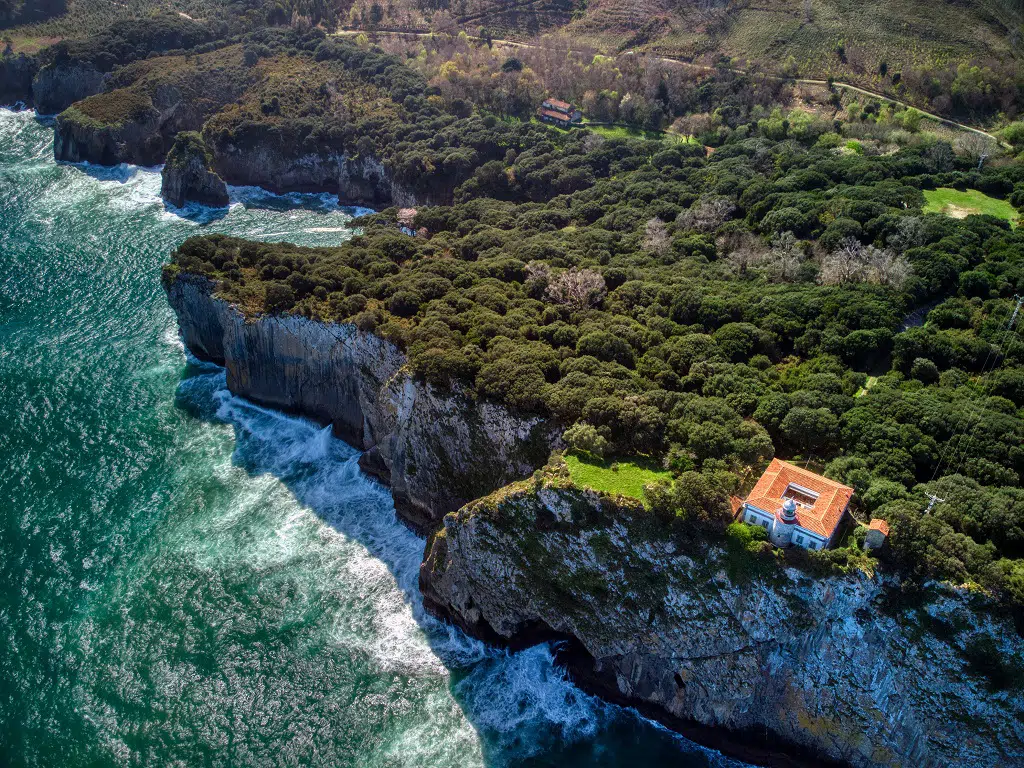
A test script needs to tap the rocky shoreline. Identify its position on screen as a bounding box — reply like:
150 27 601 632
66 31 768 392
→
165 274 557 531
1 49 448 209
165 272 1024 768
419 468 1024 768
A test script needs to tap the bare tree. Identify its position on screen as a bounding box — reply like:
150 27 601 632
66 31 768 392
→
866 246 912 288
546 268 607 311
719 232 765 275
888 216 925 252
820 238 868 285
820 238 911 288
583 131 606 153
954 132 998 168
643 217 671 256
676 196 736 234
763 231 805 282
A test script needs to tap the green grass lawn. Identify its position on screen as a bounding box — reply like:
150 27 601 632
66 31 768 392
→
581 123 691 143
923 188 1020 227
564 453 672 501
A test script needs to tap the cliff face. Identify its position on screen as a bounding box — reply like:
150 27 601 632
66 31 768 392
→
161 132 229 208
420 472 1024 768
33 62 105 115
0 53 38 106
166 274 557 530
206 137 431 207
53 106 163 165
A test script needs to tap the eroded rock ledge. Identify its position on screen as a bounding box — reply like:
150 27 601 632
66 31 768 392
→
420 463 1024 768
165 273 557 530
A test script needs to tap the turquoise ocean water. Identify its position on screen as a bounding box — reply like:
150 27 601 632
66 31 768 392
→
0 108 745 768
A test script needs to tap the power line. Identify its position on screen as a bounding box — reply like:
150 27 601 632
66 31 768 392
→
944 295 1024 480
930 295 1023 483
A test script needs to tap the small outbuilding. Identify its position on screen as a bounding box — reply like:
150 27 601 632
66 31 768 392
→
864 519 890 550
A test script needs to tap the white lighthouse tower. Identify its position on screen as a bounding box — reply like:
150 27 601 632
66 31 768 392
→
770 498 799 547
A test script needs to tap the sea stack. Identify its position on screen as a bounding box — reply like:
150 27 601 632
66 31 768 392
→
161 132 229 209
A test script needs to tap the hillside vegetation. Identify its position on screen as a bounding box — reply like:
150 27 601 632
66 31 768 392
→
337 0 1024 125
167 77 1024 609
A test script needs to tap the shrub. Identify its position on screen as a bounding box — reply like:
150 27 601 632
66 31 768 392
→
563 423 610 459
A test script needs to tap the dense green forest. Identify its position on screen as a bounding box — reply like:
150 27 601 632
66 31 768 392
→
2 6 1022 613
166 44 1024 612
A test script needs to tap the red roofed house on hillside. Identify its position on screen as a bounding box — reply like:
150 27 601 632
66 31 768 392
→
538 98 582 128
739 459 854 550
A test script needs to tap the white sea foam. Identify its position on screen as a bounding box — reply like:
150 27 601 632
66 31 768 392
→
171 368 703 763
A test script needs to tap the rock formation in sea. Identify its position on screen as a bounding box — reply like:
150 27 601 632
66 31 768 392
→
419 460 1024 768
161 132 229 208
165 274 557 531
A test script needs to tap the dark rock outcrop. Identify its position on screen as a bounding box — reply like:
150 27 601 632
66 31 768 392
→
165 274 559 530
0 52 38 106
32 62 105 115
161 132 228 208
420 469 1024 768
206 134 430 207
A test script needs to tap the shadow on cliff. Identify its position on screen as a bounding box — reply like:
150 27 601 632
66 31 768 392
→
171 359 720 768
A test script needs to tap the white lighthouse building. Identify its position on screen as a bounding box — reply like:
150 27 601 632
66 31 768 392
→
738 459 854 550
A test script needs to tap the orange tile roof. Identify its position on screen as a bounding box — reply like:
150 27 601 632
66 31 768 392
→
744 458 853 539
539 108 571 122
730 495 744 516
869 519 890 536
543 98 573 112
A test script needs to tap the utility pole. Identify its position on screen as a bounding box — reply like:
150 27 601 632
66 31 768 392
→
924 493 945 514
1010 294 1023 330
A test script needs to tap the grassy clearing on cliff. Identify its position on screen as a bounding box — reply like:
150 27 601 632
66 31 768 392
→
923 188 1021 227
564 453 671 503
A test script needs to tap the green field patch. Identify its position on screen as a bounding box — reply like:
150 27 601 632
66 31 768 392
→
564 453 672 501
923 188 1020 227
582 122 690 143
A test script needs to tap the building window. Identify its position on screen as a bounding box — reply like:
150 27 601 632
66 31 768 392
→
745 513 754 523
795 534 804 545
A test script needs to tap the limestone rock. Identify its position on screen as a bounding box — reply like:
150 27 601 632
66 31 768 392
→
33 62 105 115
161 132 228 208
420 476 1024 768
164 274 559 529
0 52 38 107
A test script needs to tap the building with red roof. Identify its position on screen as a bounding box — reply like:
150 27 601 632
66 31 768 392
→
538 98 582 127
865 518 890 550
738 458 854 550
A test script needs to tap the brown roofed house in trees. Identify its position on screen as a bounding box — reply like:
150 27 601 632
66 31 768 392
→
538 98 582 128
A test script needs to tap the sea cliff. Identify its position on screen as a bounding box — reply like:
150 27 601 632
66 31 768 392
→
204 136 425 207
166 271 1024 768
165 274 556 530
419 464 1024 768
0 57 105 113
